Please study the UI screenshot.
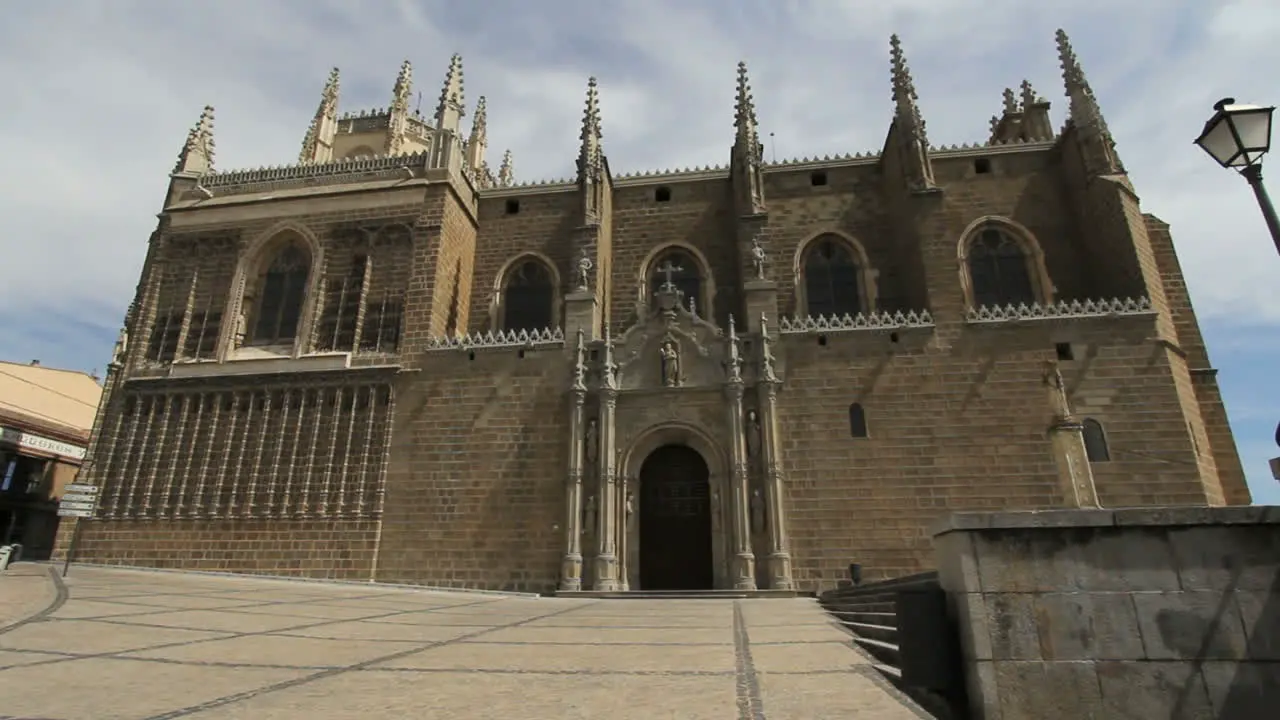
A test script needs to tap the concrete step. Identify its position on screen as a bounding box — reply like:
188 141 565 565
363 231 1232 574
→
853 636 901 668
844 621 898 645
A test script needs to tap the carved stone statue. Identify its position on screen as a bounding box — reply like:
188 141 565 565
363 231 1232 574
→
583 494 597 535
750 236 766 280
625 492 634 520
584 419 599 464
659 339 681 387
234 308 248 345
745 409 762 461
111 326 129 366
575 248 594 291
750 488 766 534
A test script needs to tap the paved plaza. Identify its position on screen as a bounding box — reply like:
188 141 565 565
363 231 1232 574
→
0 563 927 719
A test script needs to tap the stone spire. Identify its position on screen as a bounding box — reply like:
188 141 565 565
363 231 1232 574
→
577 77 606 223
497 149 514 187
731 61 766 214
466 96 491 186
435 54 465 133
173 106 215 175
299 68 340 164
888 35 935 190
578 77 603 178
889 35 928 148
385 60 413 155
990 79 1055 145
1055 29 1123 173
734 61 760 150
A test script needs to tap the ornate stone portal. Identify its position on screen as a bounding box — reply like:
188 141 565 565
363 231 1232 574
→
558 280 795 593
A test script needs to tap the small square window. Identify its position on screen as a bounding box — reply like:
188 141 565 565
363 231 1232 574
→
974 158 992 174
810 171 828 186
1055 342 1074 361
655 187 672 202
505 199 520 214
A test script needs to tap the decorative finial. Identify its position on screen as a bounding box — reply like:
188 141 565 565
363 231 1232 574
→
888 34 929 147
1055 29 1122 173
435 53 465 129
471 96 488 143
1019 80 1039 112
760 313 778 383
734 61 760 147
578 76 604 178
1002 88 1019 116
173 105 216 175
601 323 618 391
497 149 514 187
725 314 743 383
572 329 587 392
386 60 414 156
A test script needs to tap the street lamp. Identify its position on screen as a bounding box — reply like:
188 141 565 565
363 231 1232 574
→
1194 98 1280 257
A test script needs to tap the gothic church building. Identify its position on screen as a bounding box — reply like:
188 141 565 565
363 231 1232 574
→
63 31 1249 593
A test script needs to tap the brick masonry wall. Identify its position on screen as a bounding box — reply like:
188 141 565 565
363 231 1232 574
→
53 518 379 580
608 179 738 328
376 348 569 593
468 189 579 334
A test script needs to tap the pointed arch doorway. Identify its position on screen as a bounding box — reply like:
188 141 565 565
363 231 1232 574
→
638 444 714 591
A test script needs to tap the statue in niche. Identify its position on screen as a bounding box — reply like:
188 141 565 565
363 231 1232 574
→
583 495 597 535
750 488 766 534
584 418 599 464
111 326 129 366
745 409 762 462
1042 360 1072 421
750 236 767 280
660 339 682 387
711 488 720 516
575 248 593 291
234 305 249 346
625 492 634 522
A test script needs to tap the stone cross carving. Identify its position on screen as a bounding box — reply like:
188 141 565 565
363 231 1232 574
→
655 260 683 293
575 249 594 291
750 236 766 280
660 339 681 387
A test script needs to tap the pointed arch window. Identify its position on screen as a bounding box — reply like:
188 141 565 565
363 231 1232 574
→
1082 418 1110 462
848 402 869 439
648 248 701 313
250 245 310 346
804 237 863 318
967 228 1036 308
502 259 555 332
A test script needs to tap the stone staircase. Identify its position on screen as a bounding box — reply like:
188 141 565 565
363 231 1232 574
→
819 571 963 719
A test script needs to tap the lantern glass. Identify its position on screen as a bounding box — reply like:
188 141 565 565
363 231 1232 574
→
1196 101 1275 168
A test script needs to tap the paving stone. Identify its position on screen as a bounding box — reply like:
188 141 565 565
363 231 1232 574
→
0 565 927 718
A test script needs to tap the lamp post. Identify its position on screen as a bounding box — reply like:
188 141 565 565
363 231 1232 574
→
1194 98 1279 257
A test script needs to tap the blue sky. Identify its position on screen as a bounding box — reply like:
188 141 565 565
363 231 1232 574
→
1 0 1278 503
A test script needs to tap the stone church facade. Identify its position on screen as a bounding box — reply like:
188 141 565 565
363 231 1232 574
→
61 31 1249 594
